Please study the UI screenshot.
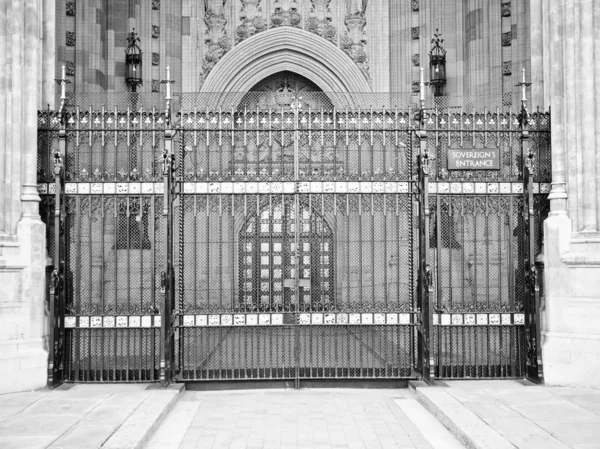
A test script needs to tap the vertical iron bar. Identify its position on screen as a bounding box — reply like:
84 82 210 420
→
417 120 434 383
293 102 301 389
522 121 544 383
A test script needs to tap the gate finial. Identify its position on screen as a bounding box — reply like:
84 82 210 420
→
516 68 532 129
54 65 71 126
161 66 176 126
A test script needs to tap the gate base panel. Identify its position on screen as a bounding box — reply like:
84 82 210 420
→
184 379 411 391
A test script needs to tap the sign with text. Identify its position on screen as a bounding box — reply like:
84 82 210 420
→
447 149 500 170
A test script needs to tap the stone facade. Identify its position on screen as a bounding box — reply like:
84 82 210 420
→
53 0 532 103
533 0 600 389
0 0 54 394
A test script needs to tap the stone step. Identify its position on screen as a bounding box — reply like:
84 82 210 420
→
101 383 184 449
409 380 515 449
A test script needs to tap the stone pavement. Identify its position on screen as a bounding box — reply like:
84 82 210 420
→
146 388 464 449
0 383 182 449
413 380 600 449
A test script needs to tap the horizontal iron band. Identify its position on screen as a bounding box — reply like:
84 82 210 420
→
38 181 551 196
434 312 525 326
63 312 525 328
64 312 416 328
64 315 161 329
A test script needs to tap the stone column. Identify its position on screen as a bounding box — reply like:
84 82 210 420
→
537 0 600 388
0 0 52 394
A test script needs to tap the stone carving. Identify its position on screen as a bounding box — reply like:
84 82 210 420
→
501 2 511 17
345 0 367 16
152 25 160 38
412 81 420 93
152 52 160 65
201 0 231 85
343 0 369 81
502 61 512 75
270 0 302 28
65 61 75 76
307 0 336 43
411 26 419 40
412 54 420 66
236 0 267 43
502 31 512 46
152 79 160 92
66 2 75 16
152 0 160 10
66 31 75 46
411 0 419 12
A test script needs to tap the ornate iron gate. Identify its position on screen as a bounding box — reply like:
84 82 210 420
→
37 92 550 386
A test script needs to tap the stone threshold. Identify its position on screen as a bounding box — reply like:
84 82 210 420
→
409 380 514 449
102 383 184 449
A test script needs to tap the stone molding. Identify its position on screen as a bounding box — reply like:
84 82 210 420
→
201 27 373 102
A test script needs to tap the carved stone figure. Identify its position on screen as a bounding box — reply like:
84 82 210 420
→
200 0 230 86
270 0 301 28
345 0 368 17
237 0 267 43
343 0 369 81
204 0 226 17
307 0 336 43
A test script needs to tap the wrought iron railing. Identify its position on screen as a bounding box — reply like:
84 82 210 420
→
38 93 550 384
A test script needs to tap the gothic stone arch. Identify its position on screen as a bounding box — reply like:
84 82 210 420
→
200 27 372 106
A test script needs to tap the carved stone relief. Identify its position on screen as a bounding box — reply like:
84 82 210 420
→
412 54 420 67
66 31 75 46
342 0 369 81
307 0 336 43
201 0 231 85
152 52 160 66
270 0 302 28
237 0 267 43
66 2 75 16
502 61 512 75
502 31 512 46
201 0 369 85
66 61 75 76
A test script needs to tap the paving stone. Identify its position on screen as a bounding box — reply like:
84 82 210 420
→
24 397 103 415
558 394 600 416
0 391 47 409
0 413 80 437
48 422 116 448
482 417 548 437
147 389 457 449
506 434 570 449
510 399 599 422
444 389 497 404
535 420 600 446
461 401 520 419
0 435 57 449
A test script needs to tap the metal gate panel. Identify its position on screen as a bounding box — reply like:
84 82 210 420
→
173 191 416 382
37 97 551 386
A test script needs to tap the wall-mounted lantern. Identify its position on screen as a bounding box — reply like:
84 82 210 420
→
125 29 143 92
429 29 446 97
